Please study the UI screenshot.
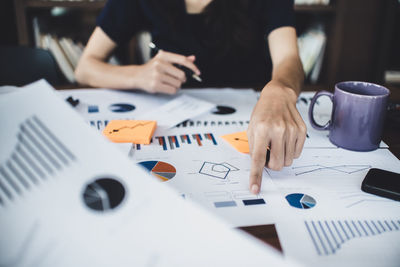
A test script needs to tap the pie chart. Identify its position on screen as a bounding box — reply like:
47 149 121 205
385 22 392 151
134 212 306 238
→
212 105 236 115
109 103 136 113
285 193 316 209
82 178 126 212
138 161 176 181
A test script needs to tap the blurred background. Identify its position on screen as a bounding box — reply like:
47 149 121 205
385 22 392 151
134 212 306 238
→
0 0 399 88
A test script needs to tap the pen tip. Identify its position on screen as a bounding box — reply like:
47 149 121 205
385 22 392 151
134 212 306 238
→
192 74 202 82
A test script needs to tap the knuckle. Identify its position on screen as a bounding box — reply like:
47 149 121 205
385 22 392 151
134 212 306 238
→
286 123 296 135
158 50 165 57
300 123 307 135
284 158 293 166
178 56 186 64
254 123 269 136
268 162 283 171
153 60 161 69
153 72 161 80
149 81 158 91
273 124 286 135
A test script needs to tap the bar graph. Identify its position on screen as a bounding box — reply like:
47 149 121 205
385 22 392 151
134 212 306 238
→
176 120 249 128
0 116 76 205
154 133 218 151
305 219 400 256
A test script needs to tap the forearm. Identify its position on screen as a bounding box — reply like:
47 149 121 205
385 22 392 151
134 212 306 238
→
75 56 140 89
270 54 304 97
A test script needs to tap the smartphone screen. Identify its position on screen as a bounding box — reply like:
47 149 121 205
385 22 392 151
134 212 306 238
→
361 168 400 201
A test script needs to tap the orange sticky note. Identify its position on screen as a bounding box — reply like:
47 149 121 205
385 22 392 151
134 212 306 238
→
103 120 157 144
220 131 249 154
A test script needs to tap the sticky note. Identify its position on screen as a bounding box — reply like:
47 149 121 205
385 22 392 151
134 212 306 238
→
103 120 157 144
220 131 249 153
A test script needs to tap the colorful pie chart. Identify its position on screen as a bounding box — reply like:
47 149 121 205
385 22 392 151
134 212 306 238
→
138 161 176 181
285 193 316 209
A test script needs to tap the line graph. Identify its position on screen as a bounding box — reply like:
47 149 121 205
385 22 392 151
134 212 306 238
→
107 121 153 135
292 165 371 176
338 192 395 208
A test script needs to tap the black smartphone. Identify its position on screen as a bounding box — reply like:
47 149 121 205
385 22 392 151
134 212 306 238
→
361 168 400 201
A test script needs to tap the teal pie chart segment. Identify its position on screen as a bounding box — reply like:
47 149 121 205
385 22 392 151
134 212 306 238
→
285 193 316 209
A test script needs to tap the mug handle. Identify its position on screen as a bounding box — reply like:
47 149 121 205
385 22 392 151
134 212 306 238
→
308 90 333 131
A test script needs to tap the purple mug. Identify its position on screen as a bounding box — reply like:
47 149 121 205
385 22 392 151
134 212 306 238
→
308 81 390 151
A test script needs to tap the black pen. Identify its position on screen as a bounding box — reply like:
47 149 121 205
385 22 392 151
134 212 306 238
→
148 42 202 82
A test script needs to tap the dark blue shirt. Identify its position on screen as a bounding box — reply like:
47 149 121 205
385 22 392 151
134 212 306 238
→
97 0 295 87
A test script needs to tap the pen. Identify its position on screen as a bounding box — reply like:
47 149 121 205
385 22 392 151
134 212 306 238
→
265 147 270 166
148 42 202 82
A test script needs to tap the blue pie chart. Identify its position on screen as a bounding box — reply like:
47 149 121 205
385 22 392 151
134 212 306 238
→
109 103 136 113
285 193 316 209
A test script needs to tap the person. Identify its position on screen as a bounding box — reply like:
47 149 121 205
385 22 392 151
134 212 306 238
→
75 0 307 194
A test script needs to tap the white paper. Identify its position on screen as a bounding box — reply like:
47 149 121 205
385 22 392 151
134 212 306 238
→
276 216 400 267
57 89 173 131
138 94 216 128
0 80 300 267
132 127 279 227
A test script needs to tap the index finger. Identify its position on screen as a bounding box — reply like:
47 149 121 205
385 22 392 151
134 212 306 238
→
158 50 201 75
249 132 269 195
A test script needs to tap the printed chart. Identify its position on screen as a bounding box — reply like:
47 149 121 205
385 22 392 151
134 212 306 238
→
212 105 236 115
135 133 218 151
199 162 239 180
108 103 136 113
0 115 76 205
305 219 400 256
292 165 372 176
138 161 176 181
82 178 126 212
286 193 317 209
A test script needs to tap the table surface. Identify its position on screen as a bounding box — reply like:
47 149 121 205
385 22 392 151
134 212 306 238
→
239 85 400 252
56 84 400 253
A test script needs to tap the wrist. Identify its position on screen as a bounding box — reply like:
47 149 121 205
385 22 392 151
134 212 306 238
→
261 80 298 103
121 65 141 89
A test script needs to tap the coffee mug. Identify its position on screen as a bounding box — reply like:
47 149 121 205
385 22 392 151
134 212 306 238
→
308 81 390 151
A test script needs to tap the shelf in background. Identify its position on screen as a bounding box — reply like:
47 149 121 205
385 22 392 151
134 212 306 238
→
294 4 336 13
23 1 335 12
24 0 106 9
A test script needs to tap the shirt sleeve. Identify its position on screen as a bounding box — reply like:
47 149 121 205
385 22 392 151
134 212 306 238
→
96 0 151 45
264 0 295 37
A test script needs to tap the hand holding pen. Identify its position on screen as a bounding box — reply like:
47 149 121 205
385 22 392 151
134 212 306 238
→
149 42 202 83
132 42 202 95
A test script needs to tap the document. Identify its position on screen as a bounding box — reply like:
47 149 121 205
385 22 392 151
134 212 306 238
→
54 85 399 267
0 80 300 267
276 216 400 267
181 88 258 128
137 94 216 128
58 88 173 131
